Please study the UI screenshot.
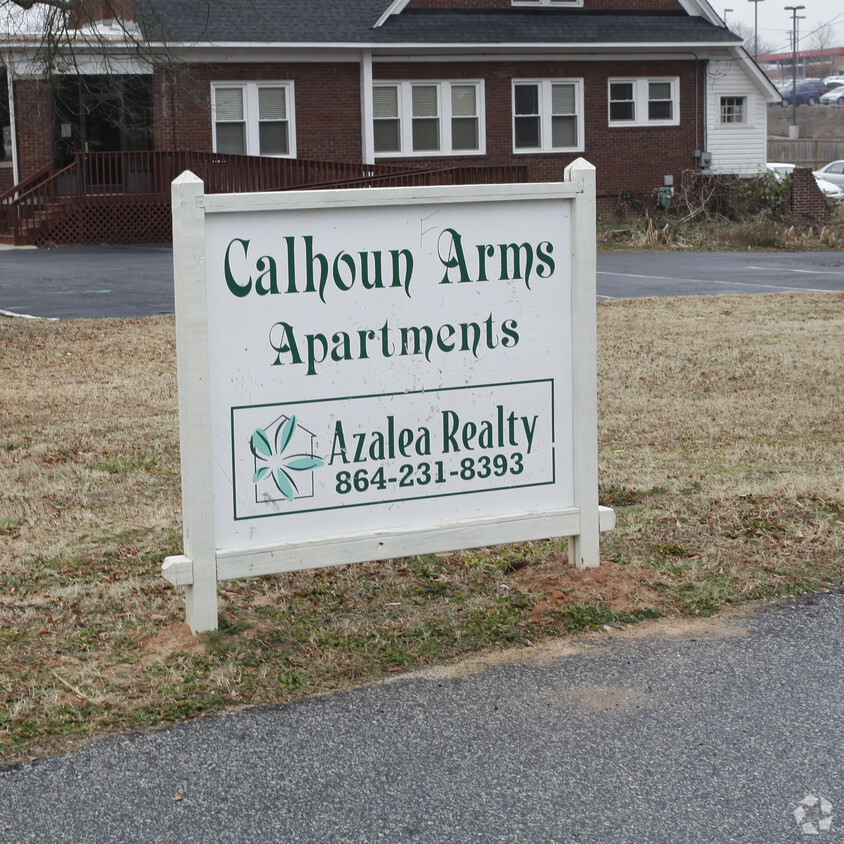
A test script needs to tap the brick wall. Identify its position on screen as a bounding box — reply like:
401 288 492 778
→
8 57 703 213
153 63 364 162
68 0 135 28
790 167 830 218
11 80 53 180
0 167 13 193
154 58 703 213
370 59 703 212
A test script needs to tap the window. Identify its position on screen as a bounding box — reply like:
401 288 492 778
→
372 81 484 157
608 78 679 126
512 79 583 153
720 96 746 124
212 82 295 157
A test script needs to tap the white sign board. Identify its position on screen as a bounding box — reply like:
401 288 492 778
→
165 160 614 632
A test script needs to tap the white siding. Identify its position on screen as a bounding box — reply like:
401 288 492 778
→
706 61 768 177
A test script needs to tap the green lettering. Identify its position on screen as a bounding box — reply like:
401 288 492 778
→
331 332 353 362
400 325 434 361
360 251 384 290
304 236 329 301
254 255 278 296
437 228 471 284
536 241 555 278
329 422 348 464
391 249 414 298
305 332 329 376
476 243 494 282
442 410 459 453
501 319 519 347
333 252 356 291
268 321 302 366
498 242 534 289
224 238 252 297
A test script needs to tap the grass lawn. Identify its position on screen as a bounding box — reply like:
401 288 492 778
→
1 292 843 765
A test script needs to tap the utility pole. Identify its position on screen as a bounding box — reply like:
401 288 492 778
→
796 14 805 75
748 0 765 58
784 4 805 137
724 7 734 25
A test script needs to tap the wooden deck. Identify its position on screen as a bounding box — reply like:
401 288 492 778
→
0 152 529 247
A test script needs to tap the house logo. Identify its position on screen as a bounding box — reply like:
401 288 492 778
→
249 414 325 504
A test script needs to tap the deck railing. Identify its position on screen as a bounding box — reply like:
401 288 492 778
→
0 151 529 245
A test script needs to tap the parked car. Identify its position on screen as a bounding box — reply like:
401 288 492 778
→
819 86 844 105
813 161 844 188
766 162 795 180
779 82 822 106
766 163 844 205
821 181 844 205
823 75 844 89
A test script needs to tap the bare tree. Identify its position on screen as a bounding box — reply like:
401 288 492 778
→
807 21 837 78
809 21 836 52
726 19 777 59
0 0 182 174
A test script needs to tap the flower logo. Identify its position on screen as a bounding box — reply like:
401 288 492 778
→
250 415 325 503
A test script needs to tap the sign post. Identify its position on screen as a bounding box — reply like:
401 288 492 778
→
165 160 614 632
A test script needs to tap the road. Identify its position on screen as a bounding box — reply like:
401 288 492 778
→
1 246 843 319
596 251 844 300
3 591 844 842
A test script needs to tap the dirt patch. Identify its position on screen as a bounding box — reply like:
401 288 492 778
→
385 604 753 688
509 557 661 620
140 623 205 667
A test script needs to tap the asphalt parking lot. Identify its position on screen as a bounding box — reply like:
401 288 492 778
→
1 245 843 319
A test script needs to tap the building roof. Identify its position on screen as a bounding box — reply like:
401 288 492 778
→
132 0 740 47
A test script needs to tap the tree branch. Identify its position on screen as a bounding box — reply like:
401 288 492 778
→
8 0 81 10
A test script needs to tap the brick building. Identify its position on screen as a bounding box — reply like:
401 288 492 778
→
1 0 780 221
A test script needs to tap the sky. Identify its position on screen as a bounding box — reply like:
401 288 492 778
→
720 0 844 57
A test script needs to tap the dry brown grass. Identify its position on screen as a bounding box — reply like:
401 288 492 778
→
1 293 843 765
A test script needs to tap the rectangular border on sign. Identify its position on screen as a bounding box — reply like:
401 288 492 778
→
230 378 557 521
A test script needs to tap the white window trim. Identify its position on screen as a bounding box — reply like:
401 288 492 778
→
607 77 680 127
512 0 583 6
511 78 585 154
719 94 752 127
372 80 485 158
211 81 297 158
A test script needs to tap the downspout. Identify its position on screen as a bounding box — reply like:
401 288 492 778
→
4 54 20 185
689 51 705 163
698 55 708 164
360 50 374 166
683 51 707 169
